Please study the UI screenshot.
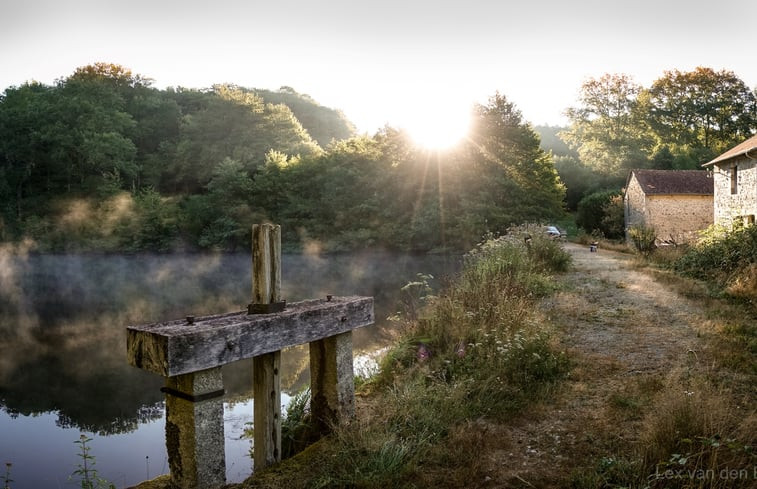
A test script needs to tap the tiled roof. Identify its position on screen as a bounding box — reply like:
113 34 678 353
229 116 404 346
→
629 169 713 195
704 133 757 166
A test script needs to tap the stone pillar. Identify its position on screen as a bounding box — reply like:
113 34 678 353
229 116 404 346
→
309 331 355 433
163 367 226 489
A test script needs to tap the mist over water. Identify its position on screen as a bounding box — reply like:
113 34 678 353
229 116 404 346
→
0 251 459 487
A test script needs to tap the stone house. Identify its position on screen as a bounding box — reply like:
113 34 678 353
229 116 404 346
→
624 169 713 244
703 133 757 228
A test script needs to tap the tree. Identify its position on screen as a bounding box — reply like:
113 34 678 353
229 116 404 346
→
464 93 565 231
553 155 599 210
643 67 757 165
0 82 53 224
576 189 622 237
51 69 138 193
254 87 356 146
195 157 259 250
167 85 321 193
562 74 652 178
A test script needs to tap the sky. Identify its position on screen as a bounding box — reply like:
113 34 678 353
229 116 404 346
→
2 0 757 140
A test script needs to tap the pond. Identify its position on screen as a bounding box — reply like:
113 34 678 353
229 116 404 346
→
0 251 460 488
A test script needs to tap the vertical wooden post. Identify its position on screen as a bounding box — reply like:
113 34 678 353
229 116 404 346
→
253 352 281 468
250 223 283 470
163 368 226 489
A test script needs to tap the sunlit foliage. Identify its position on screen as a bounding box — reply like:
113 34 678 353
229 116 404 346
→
0 65 566 252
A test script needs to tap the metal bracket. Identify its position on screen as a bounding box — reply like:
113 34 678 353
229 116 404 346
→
248 301 287 315
160 386 225 403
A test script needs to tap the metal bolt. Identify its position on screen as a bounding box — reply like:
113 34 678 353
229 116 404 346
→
186 315 195 325
326 295 333 302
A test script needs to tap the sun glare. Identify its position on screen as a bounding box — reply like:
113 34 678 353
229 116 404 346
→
402 109 471 151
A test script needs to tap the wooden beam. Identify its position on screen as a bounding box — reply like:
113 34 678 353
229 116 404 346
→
127 296 374 377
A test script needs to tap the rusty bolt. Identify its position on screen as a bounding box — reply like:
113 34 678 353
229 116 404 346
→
326 295 333 302
186 315 195 325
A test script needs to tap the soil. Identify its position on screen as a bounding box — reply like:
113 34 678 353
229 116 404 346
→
483 242 707 488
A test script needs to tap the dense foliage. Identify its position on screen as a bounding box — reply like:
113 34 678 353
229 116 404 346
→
556 68 757 212
575 189 624 238
563 68 757 181
675 224 757 299
0 66 565 252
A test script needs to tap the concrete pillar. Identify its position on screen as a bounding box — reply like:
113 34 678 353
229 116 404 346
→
163 367 225 489
309 331 355 433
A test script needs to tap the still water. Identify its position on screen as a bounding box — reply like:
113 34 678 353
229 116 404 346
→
0 251 460 488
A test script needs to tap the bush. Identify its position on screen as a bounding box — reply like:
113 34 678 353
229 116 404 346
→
576 190 623 238
675 224 757 291
629 225 657 256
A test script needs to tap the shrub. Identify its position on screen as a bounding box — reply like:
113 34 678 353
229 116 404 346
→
576 190 623 238
675 224 757 291
629 225 657 256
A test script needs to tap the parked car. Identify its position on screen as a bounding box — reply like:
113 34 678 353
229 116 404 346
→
544 225 566 240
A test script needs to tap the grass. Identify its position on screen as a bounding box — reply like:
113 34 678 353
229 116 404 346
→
238 225 573 488
574 231 632 253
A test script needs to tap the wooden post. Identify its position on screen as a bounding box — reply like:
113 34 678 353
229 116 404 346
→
253 352 281 468
163 368 226 489
250 223 283 470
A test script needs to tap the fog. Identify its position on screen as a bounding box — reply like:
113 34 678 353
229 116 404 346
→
0 250 460 433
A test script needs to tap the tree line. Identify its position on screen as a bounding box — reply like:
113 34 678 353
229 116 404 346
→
0 63 565 252
540 67 757 237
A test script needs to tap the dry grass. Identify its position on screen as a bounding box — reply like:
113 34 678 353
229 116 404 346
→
638 376 756 489
726 263 757 300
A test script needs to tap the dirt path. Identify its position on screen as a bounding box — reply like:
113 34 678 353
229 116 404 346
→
485 242 706 488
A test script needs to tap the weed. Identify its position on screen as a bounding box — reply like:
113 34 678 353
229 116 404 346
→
2 463 12 489
570 456 640 489
629 225 657 256
280 388 316 459
244 388 317 461
638 381 755 489
70 434 115 489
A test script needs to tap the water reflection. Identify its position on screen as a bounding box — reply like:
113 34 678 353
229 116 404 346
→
0 252 459 486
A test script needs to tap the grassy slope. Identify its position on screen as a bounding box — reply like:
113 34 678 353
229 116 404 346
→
236 226 572 488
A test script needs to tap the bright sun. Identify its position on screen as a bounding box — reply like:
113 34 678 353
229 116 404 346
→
401 107 471 151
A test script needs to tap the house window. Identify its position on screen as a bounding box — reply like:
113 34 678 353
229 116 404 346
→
746 215 755 227
731 165 738 194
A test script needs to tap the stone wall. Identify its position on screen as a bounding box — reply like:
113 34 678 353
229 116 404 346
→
713 158 757 227
624 173 713 244
645 194 713 243
624 174 647 235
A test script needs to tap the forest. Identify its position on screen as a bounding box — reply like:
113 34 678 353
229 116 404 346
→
0 64 755 252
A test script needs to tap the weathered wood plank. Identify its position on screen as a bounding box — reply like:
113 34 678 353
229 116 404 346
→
127 296 374 376
270 225 281 303
252 224 272 305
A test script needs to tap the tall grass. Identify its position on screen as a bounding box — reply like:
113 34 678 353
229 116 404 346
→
246 226 572 488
